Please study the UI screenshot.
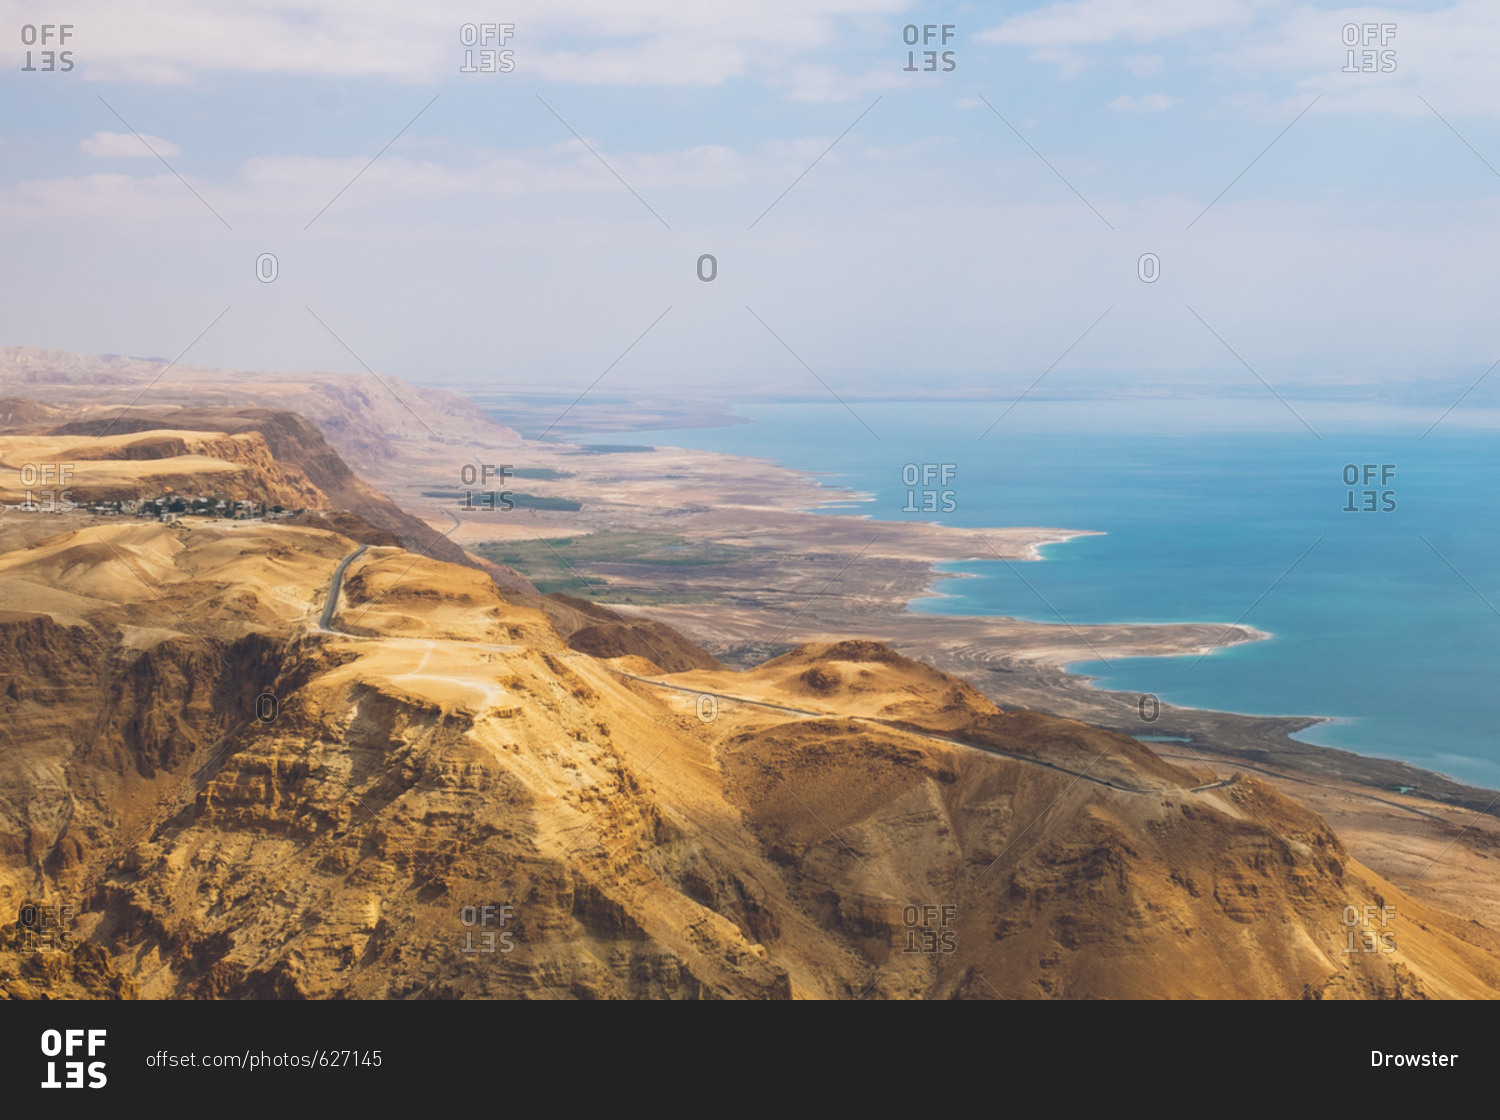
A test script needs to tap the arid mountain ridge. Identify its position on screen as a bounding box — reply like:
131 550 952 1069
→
0 393 531 594
0 384 1497 998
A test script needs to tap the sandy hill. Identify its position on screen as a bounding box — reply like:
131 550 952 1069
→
1 508 1495 998
0 428 327 508
0 398 76 429
12 404 530 593
544 593 726 673
0 349 527 550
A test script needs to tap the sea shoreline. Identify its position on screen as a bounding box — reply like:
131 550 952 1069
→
897 553 1498 804
331 387 1500 812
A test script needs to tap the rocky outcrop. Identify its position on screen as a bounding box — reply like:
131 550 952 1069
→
43 407 531 593
544 594 726 673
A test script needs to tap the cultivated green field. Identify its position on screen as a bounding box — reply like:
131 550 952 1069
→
476 532 733 602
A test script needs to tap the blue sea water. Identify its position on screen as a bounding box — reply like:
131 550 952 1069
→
513 399 1500 788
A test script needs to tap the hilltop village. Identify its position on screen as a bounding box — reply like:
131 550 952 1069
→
6 493 309 520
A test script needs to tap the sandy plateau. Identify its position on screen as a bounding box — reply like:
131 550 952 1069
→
1 348 1499 997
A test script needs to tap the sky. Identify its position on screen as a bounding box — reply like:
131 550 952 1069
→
2 0 1499 415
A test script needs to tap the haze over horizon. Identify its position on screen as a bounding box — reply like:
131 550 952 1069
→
3 0 1499 420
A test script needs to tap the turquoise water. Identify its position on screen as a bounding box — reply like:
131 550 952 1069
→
506 399 1500 788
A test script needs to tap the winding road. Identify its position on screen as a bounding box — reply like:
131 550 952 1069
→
313 544 521 653
311 545 1231 798
317 544 368 633
613 669 1237 798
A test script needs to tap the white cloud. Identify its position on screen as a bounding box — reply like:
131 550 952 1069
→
771 63 905 103
1030 47 1093 79
1 137 822 227
530 40 751 87
80 130 181 158
0 0 907 88
1211 2 1500 118
978 0 1252 47
973 2 1500 120
1106 92 1180 111
1123 52 1164 75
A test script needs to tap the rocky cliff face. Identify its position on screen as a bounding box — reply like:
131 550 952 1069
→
77 431 327 508
0 350 533 594
40 407 531 593
0 915 137 1000
2 521 1495 999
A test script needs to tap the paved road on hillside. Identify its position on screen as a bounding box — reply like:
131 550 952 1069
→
314 545 520 652
613 670 1237 797
311 546 1232 797
317 544 369 633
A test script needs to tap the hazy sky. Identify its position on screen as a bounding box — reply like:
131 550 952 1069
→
2 0 1499 411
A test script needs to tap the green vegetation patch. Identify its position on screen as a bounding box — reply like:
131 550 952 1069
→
509 494 582 511
421 490 583 511
476 532 734 600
